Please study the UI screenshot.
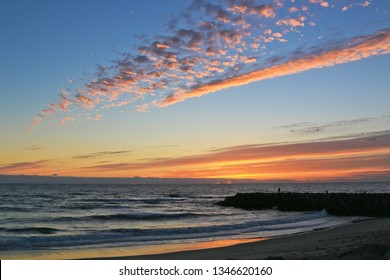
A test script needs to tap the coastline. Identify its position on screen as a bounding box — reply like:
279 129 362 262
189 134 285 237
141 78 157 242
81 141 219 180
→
96 218 390 260
1 218 389 260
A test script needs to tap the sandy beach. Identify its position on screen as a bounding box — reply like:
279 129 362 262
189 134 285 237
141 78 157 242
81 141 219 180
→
99 218 390 260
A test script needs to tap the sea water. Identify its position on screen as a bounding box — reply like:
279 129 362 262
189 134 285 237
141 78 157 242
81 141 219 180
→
0 182 389 258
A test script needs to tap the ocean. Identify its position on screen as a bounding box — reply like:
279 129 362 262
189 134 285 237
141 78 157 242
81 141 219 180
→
0 182 389 259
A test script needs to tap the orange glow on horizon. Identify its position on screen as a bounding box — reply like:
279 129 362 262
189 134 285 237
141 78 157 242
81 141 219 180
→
1 134 390 182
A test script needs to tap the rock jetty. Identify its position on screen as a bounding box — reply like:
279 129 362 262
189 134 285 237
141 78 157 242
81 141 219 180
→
217 192 390 217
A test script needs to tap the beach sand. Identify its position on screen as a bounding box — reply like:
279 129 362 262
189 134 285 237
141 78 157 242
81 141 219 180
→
99 218 390 260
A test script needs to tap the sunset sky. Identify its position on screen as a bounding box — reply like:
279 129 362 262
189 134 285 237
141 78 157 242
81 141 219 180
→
1 0 389 181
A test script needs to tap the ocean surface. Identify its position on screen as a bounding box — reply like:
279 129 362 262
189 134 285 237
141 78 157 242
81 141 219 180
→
1 182 389 259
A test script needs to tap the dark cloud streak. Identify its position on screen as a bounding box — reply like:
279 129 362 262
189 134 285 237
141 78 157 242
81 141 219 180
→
72 150 132 159
0 160 50 173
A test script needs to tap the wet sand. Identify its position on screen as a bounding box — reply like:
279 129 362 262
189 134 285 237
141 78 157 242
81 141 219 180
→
99 218 390 260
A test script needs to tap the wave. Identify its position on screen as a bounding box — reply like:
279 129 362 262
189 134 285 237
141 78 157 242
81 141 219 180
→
163 193 224 200
87 212 206 221
25 212 210 223
68 192 89 196
0 210 349 251
0 206 29 212
1 227 60 235
97 210 332 237
72 197 186 205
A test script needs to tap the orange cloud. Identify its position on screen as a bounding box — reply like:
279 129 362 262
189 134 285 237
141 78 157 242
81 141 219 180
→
0 160 52 175
309 0 329 8
160 155 390 181
159 29 390 107
228 3 275 18
59 116 75 126
276 17 305 28
78 133 390 180
3 133 390 180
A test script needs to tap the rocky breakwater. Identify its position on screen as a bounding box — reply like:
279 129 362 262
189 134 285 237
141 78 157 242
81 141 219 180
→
217 192 390 217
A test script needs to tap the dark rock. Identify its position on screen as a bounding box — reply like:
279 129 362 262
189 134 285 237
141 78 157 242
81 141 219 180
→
217 192 390 217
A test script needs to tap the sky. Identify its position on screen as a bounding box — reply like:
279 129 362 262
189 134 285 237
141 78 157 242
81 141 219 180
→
0 0 390 181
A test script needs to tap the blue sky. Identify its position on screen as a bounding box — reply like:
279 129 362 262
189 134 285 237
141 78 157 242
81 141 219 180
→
0 0 389 181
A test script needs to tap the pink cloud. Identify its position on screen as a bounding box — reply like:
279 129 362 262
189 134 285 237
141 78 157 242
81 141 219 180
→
59 116 75 126
136 103 150 113
158 30 390 107
309 0 329 8
228 3 275 18
276 17 305 28
273 32 283 38
31 1 388 129
321 2 329 8
243 57 256 64
87 114 102 121
25 145 44 151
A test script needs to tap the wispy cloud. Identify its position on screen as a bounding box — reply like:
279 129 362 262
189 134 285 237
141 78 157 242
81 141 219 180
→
30 0 389 127
80 132 390 180
2 133 390 180
72 150 132 159
342 0 372 12
283 115 390 135
0 160 51 174
25 145 44 151
148 144 181 148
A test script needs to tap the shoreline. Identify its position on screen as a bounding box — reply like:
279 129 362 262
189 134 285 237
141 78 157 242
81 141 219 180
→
1 218 389 260
95 218 390 260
